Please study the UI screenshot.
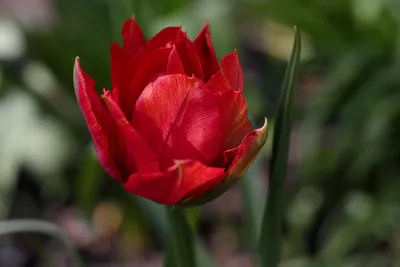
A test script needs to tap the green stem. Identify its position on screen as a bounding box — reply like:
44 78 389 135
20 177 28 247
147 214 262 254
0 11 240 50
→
166 207 197 267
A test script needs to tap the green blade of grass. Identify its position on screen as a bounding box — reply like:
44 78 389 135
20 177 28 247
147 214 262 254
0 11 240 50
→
0 219 82 267
258 26 301 267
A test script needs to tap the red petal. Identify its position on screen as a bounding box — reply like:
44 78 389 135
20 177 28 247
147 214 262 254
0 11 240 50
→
102 91 159 174
180 118 268 206
110 43 126 91
147 26 203 79
146 26 183 50
131 74 222 170
216 90 253 152
167 45 185 74
176 32 204 79
124 160 224 205
123 46 185 119
121 27 182 82
207 51 244 92
194 23 219 81
227 118 268 178
73 58 123 182
121 47 172 118
121 18 146 59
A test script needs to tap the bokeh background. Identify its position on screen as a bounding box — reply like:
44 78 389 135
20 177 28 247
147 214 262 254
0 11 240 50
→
1 0 400 266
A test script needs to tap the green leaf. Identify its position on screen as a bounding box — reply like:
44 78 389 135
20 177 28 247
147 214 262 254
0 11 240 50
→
258 26 301 267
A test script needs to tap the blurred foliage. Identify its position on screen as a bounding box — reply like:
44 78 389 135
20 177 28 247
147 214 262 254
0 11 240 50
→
1 0 400 266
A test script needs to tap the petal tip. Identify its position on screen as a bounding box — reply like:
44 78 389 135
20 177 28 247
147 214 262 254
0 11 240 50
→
73 56 81 71
73 57 83 94
257 117 269 144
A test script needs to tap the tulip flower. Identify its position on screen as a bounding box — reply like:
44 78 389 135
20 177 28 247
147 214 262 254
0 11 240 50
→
73 18 268 205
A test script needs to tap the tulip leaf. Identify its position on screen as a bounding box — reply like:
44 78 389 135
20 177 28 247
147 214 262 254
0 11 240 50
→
258 26 301 267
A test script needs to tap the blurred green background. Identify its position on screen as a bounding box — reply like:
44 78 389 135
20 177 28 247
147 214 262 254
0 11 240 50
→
0 0 400 266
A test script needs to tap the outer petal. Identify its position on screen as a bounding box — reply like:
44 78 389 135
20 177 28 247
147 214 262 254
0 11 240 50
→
207 51 244 92
216 90 253 152
131 74 223 170
179 118 268 206
121 18 146 58
102 91 159 174
73 58 123 182
227 118 268 178
194 23 219 81
124 160 224 205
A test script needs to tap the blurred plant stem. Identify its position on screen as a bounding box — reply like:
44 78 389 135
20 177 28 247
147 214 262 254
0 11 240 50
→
166 207 197 267
132 196 214 267
0 220 83 267
259 27 301 267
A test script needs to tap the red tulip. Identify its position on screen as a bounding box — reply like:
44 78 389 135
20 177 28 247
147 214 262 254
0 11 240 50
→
73 18 268 205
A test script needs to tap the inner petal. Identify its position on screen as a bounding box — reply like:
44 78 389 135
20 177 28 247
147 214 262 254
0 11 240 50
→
131 74 223 170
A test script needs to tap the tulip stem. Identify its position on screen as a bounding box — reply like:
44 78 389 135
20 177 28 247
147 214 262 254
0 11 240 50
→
165 207 197 267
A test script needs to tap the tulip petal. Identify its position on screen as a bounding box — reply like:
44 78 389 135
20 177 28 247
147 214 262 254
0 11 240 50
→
216 90 253 152
122 47 172 117
207 51 244 92
111 19 146 93
124 160 224 205
180 118 268 206
110 43 126 91
227 118 268 178
102 91 159 174
121 18 146 59
146 26 183 50
175 32 204 79
131 74 222 170
194 23 219 81
167 45 185 74
122 46 186 119
73 58 123 182
145 26 204 79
